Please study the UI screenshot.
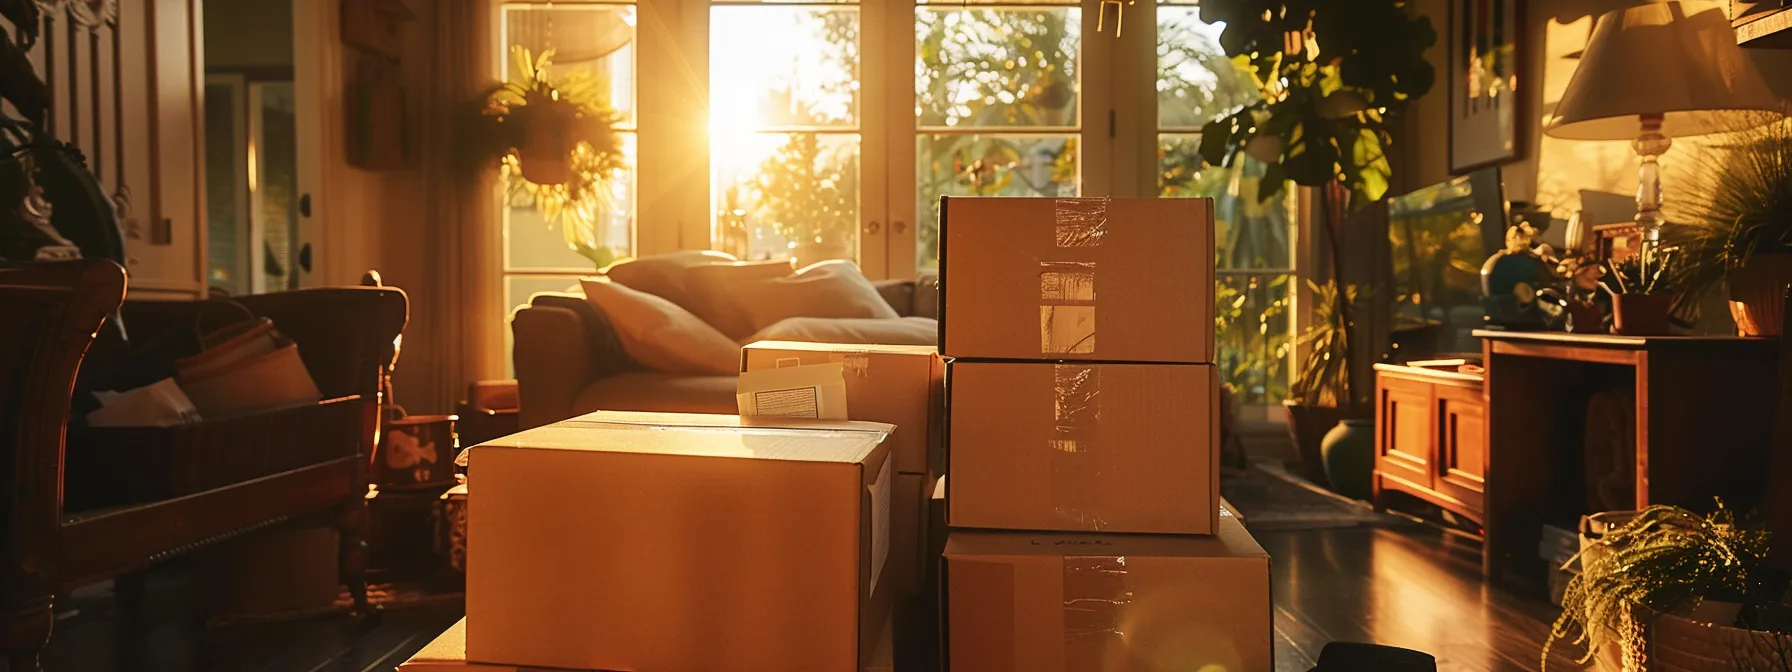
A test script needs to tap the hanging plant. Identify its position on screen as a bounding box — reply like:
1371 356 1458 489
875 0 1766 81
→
468 46 627 267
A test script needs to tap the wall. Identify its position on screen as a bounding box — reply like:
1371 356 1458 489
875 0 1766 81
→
1400 0 1792 227
205 0 296 69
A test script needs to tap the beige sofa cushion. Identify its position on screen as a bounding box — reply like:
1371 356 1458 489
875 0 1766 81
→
684 260 796 339
579 277 740 375
601 250 738 309
572 372 739 415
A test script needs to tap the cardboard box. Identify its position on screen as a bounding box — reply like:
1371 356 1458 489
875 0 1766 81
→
403 618 897 672
938 196 1215 363
947 361 1218 535
943 511 1269 672
743 341 944 474
465 411 895 671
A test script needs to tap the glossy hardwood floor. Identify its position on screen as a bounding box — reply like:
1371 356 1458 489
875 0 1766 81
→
1262 525 1581 671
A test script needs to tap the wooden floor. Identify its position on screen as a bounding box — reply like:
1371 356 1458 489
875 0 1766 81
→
32 523 1580 671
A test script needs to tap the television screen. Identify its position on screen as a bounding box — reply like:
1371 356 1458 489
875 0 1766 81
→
1387 168 1507 356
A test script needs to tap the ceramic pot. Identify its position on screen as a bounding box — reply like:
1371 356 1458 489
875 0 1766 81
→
375 413 460 489
1319 419 1375 500
1728 253 1792 336
1566 302 1605 334
1613 294 1674 335
517 100 576 185
1282 401 1366 487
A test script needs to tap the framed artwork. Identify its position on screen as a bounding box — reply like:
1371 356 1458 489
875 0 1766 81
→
1450 0 1524 174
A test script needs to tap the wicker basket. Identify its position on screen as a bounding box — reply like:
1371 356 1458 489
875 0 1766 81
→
63 395 370 511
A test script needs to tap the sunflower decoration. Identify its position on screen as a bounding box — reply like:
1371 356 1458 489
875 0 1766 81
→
474 46 627 266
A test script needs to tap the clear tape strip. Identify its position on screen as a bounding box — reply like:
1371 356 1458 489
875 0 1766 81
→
1040 261 1097 302
1051 364 1104 530
1062 555 1131 671
838 351 871 378
1054 198 1110 248
1041 305 1097 355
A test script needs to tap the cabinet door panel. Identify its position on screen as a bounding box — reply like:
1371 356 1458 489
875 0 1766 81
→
1436 384 1486 514
1377 377 1434 488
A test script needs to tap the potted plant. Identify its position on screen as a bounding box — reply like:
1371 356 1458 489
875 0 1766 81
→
1192 0 1434 485
1286 279 1370 489
1557 254 1608 334
1667 116 1792 336
1545 503 1792 671
1603 249 1679 336
466 46 627 268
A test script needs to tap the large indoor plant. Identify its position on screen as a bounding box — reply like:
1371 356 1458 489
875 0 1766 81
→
1545 503 1792 671
1194 0 1435 483
1667 116 1792 336
468 46 627 268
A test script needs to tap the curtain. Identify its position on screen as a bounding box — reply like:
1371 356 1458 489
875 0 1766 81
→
406 0 501 412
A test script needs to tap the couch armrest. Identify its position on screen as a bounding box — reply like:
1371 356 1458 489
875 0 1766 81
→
512 305 593 430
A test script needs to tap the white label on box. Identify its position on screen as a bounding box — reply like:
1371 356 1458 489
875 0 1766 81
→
869 459 891 597
750 387 821 418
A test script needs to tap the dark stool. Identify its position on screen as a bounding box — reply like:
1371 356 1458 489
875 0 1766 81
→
1311 642 1437 671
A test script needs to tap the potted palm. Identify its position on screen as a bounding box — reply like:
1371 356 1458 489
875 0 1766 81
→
1545 503 1792 671
1193 0 1435 485
1668 117 1792 336
1603 250 1680 336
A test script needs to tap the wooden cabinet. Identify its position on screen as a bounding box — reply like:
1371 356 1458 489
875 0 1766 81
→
7 0 207 298
1373 362 1486 524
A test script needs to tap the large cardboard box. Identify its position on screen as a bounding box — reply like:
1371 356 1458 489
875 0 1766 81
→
947 361 1218 535
943 511 1269 672
938 196 1214 363
404 618 895 672
742 341 944 474
465 411 895 671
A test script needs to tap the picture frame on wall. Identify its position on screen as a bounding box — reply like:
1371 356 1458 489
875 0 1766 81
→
1450 0 1523 174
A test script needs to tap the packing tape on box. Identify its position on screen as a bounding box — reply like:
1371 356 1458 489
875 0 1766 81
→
1063 555 1133 670
838 351 871 378
1040 261 1098 355
1054 198 1109 248
1051 364 1106 530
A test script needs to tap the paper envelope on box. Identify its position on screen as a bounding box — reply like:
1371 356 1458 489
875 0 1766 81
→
737 362 849 419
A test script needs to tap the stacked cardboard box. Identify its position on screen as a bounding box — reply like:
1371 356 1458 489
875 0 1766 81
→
938 196 1273 670
447 411 899 671
741 341 945 665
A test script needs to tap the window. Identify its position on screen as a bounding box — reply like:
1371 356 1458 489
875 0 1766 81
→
490 0 1303 402
1156 4 1298 406
710 1 863 266
498 2 638 370
913 3 1083 269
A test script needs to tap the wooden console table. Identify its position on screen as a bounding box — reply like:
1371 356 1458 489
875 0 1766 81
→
1476 331 1779 581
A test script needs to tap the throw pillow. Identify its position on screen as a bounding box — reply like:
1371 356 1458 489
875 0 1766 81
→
684 260 797 339
746 316 939 346
734 260 901 334
579 277 741 375
601 250 738 309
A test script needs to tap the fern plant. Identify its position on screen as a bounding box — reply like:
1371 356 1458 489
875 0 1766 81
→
469 46 627 268
1544 503 1771 670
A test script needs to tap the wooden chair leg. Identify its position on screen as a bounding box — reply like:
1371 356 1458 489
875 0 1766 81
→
337 502 374 617
1 599 53 672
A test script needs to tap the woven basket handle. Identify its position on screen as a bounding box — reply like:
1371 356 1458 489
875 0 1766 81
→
193 299 258 349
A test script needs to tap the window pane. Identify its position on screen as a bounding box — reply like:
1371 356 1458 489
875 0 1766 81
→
1156 7 1255 129
505 134 637 271
1216 273 1293 406
502 275 587 377
916 8 1080 129
711 7 859 128
1159 133 1292 270
502 4 637 126
714 133 861 264
915 134 1077 268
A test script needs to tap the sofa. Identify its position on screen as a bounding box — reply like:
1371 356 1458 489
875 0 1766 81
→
512 253 939 430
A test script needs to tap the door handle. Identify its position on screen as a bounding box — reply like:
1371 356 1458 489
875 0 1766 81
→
866 220 881 234
892 220 908 235
299 243 312 273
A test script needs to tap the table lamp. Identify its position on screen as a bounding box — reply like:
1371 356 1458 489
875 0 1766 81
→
1545 1 1785 244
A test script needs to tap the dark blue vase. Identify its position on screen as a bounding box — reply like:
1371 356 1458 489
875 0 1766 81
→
1320 419 1375 501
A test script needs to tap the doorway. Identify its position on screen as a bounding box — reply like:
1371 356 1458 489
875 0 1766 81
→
201 0 302 296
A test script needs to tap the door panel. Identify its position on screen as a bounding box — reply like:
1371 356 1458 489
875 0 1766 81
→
1378 377 1434 488
1435 383 1487 514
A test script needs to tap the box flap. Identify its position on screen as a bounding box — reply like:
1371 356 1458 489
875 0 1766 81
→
459 411 893 467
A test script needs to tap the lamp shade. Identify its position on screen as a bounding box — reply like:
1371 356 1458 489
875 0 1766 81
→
1546 1 1784 140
